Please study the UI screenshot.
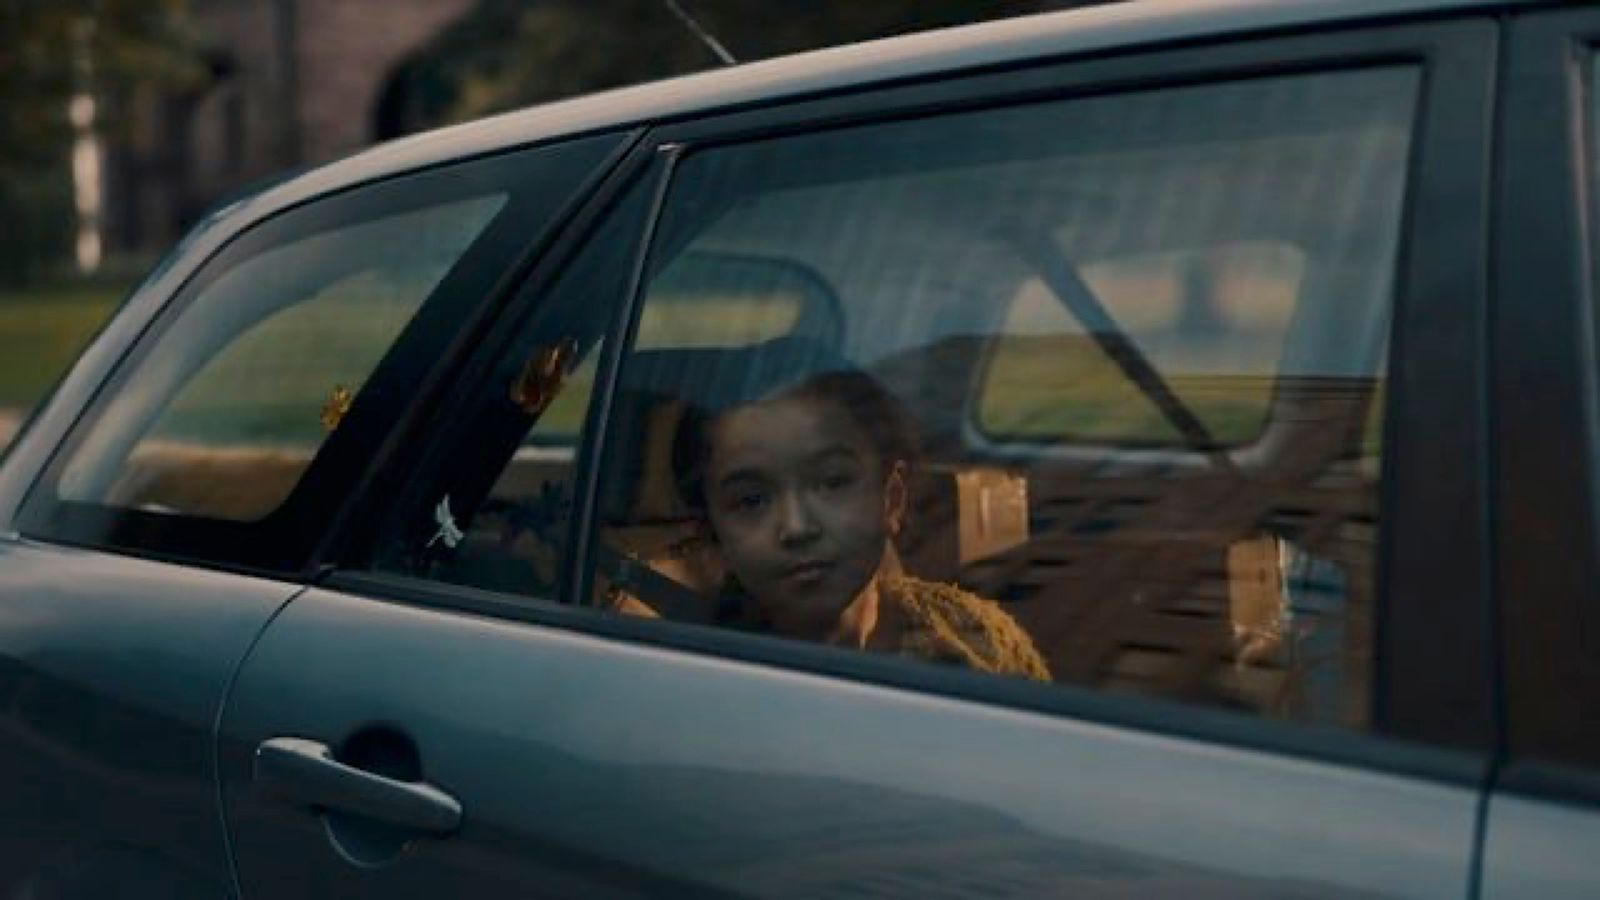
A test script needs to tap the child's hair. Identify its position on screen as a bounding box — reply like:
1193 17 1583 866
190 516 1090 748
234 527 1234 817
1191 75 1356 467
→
672 368 919 513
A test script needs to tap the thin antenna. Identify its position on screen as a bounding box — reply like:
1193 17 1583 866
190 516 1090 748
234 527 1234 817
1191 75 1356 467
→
662 0 737 66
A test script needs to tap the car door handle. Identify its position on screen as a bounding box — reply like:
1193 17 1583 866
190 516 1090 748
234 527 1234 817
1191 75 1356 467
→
254 737 462 835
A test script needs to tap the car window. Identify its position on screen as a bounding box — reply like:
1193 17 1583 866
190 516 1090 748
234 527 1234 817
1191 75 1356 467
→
373 177 656 598
54 194 506 521
639 252 833 349
582 66 1416 728
980 240 1308 446
379 67 1416 731
510 252 834 450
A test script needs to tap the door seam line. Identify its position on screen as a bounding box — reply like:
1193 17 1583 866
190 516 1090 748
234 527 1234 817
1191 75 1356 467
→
210 582 310 899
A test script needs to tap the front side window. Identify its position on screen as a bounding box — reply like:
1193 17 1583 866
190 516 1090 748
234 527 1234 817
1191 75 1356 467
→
586 67 1416 728
56 194 505 522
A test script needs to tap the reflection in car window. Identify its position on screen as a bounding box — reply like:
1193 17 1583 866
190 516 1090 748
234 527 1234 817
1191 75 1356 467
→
375 180 655 599
638 253 823 348
586 66 1415 727
981 241 1306 446
56 193 506 521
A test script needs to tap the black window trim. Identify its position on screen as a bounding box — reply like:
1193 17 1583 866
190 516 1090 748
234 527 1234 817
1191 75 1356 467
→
14 130 636 577
328 15 1498 779
1493 6 1600 796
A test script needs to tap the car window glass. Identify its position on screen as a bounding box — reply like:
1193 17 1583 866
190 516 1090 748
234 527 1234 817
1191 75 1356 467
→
980 241 1307 445
502 253 815 450
56 193 505 520
374 179 654 598
636 252 831 348
583 67 1415 728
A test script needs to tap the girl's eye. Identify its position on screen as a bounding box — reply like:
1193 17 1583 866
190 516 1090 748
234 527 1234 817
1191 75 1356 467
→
819 471 858 492
732 491 768 512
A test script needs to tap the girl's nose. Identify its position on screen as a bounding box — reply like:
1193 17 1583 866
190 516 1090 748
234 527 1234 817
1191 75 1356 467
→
776 491 821 547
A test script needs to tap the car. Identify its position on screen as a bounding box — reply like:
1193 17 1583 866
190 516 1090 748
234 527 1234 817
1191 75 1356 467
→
3 0 1598 895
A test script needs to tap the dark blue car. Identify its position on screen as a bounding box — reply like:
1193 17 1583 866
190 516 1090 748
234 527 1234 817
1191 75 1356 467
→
2 0 1596 895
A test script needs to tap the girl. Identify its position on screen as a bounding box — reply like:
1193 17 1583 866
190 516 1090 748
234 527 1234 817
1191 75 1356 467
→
618 344 1050 681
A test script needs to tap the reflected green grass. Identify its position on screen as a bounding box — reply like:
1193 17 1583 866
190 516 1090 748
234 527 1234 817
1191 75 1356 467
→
980 334 1384 454
979 335 1273 446
146 275 423 447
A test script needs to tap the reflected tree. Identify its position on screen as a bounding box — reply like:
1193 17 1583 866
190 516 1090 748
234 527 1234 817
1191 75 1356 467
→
0 0 209 282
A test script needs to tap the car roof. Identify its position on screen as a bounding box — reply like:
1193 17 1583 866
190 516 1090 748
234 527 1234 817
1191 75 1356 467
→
222 0 1540 231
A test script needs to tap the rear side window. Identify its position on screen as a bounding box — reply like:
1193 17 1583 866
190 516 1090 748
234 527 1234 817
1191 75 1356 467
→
583 67 1414 729
371 68 1416 733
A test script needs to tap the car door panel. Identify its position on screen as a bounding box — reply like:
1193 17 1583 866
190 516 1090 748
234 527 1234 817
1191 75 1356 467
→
1480 792 1600 899
0 538 298 897
219 586 1477 898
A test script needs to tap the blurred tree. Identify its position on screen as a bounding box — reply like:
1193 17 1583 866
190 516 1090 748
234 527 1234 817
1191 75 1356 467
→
377 0 1048 138
0 0 209 283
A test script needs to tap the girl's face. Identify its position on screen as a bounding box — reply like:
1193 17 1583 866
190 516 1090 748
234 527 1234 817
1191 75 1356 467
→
701 390 904 635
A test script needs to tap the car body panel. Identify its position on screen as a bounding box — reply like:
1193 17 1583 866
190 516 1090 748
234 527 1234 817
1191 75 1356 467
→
220 587 1477 898
0 537 297 896
1481 791 1600 898
5 0 1595 895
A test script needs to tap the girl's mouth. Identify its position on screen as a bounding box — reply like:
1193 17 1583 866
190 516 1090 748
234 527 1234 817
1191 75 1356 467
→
786 560 835 583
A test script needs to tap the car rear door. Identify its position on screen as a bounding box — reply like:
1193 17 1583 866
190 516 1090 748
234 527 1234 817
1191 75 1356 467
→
219 16 1498 898
0 132 627 897
1481 7 1600 896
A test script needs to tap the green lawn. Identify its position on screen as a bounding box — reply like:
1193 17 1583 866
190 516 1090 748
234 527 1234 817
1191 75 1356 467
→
144 276 423 447
978 334 1274 446
0 281 126 413
978 334 1385 454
